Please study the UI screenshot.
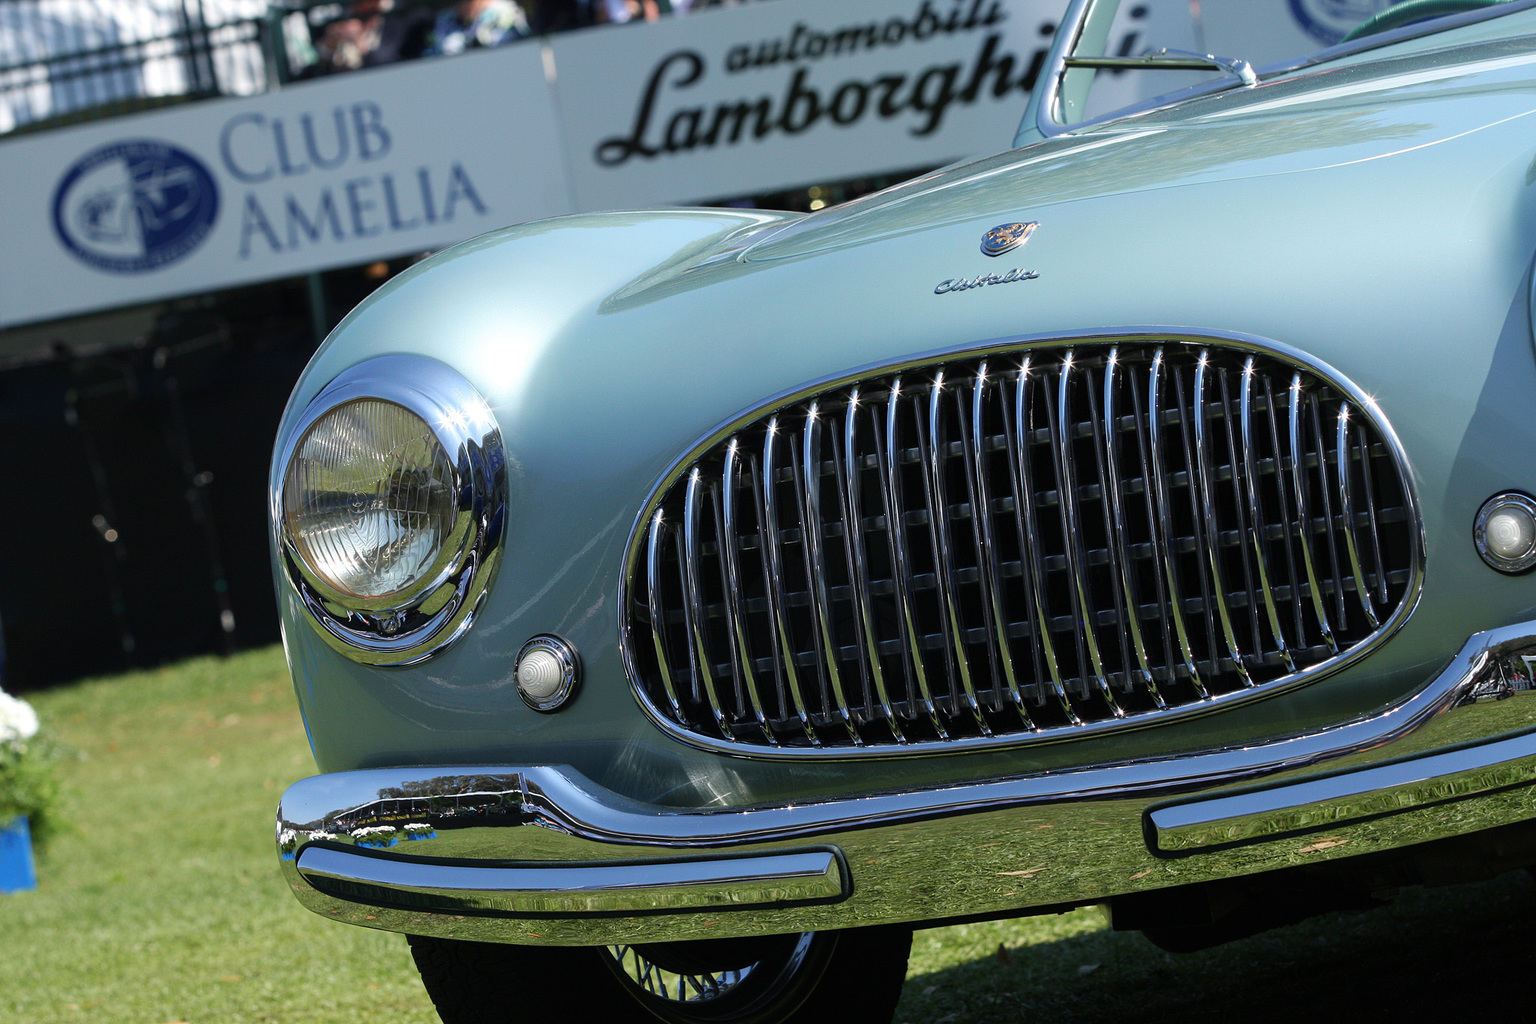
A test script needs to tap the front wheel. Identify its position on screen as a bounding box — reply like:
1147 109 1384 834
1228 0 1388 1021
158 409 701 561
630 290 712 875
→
407 926 913 1024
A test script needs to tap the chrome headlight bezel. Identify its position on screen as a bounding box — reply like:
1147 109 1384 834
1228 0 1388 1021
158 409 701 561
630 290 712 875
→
273 355 507 665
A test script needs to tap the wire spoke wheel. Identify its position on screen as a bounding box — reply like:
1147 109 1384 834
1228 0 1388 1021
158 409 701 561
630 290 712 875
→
409 925 912 1024
608 943 757 1002
600 932 820 1020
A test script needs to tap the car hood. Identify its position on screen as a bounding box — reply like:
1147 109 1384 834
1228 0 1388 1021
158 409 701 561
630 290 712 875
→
741 32 1536 262
282 28 1536 795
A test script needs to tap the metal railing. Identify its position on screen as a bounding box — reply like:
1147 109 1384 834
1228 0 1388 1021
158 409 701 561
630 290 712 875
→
0 0 779 138
0 1 284 135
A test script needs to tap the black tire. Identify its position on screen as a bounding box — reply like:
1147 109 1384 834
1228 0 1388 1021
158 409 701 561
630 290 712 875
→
407 926 913 1024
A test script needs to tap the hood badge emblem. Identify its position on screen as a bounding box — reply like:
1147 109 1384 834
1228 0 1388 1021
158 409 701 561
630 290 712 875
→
980 221 1038 257
935 221 1041 295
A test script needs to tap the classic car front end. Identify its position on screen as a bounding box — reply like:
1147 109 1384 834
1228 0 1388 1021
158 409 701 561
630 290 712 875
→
273 1 1536 1020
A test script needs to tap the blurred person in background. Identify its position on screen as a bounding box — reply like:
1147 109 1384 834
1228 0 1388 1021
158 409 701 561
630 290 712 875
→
529 0 598 32
599 0 695 22
428 0 530 54
311 0 432 73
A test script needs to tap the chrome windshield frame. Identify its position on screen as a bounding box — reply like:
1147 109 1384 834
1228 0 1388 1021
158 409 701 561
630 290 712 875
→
1029 0 1536 142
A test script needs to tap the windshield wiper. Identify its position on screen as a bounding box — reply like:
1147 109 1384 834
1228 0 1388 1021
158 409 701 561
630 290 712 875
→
1062 47 1259 87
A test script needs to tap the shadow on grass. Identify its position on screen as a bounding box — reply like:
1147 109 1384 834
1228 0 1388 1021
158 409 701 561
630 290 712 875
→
897 871 1536 1023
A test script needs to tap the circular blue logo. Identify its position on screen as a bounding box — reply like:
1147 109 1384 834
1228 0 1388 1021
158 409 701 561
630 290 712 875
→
52 139 219 273
1288 0 1400 45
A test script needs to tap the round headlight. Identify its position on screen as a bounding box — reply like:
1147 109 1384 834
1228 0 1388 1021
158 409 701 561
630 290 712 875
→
275 356 506 664
283 398 458 600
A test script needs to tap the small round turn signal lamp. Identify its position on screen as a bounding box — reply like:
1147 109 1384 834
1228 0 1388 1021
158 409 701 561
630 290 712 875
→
516 635 580 712
1475 493 1536 574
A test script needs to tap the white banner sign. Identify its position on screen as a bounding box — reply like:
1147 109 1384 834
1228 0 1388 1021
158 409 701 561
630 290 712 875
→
0 46 566 328
554 0 1061 208
0 0 1072 329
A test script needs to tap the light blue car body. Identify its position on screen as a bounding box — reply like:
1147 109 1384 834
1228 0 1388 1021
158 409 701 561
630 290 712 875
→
274 2 1536 954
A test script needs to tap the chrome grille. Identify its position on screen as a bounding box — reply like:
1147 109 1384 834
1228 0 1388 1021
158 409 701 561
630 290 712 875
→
625 338 1420 753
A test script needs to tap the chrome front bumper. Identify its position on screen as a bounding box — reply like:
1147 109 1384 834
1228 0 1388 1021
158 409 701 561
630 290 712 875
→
277 623 1536 946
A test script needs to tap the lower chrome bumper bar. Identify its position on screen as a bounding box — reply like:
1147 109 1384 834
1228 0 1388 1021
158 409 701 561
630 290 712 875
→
277 622 1536 945
296 846 847 915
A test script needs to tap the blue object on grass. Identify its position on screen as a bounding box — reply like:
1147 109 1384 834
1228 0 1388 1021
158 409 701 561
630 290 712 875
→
0 817 37 893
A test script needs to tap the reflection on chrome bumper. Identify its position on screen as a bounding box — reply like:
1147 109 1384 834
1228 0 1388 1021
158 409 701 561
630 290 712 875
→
296 846 846 915
278 622 1536 945
1150 731 1536 854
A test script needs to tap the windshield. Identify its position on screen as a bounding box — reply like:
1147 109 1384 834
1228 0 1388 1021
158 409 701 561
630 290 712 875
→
1051 0 1524 127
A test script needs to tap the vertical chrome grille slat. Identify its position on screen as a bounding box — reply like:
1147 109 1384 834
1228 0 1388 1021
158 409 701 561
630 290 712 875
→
720 442 777 743
1335 406 1381 631
1147 349 1207 698
925 374 993 735
1287 375 1338 655
1262 375 1307 652
1008 359 1081 723
682 470 732 738
1220 368 1266 659
1193 355 1255 686
1052 354 1123 714
645 509 688 724
760 418 819 745
841 391 907 742
800 404 863 745
1099 349 1161 705
1308 395 1348 629
1177 367 1225 681
1356 421 1389 605
629 340 1419 751
882 381 950 740
1239 359 1296 673
969 365 1037 727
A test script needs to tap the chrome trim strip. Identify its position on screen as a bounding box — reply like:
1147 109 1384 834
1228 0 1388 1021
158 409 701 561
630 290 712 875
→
617 328 1425 760
1149 732 1536 855
296 845 847 915
1063 49 1256 87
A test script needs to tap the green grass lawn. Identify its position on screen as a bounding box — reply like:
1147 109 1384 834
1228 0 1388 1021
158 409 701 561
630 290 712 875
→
4 648 1535 1023
3 649 438 1024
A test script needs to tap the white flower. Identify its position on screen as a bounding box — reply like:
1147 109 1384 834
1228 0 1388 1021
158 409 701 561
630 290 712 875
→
351 825 398 838
0 690 39 745
308 830 337 842
277 828 297 846
404 823 433 833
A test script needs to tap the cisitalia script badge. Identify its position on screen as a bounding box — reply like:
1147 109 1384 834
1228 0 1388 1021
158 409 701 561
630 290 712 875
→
979 221 1037 257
